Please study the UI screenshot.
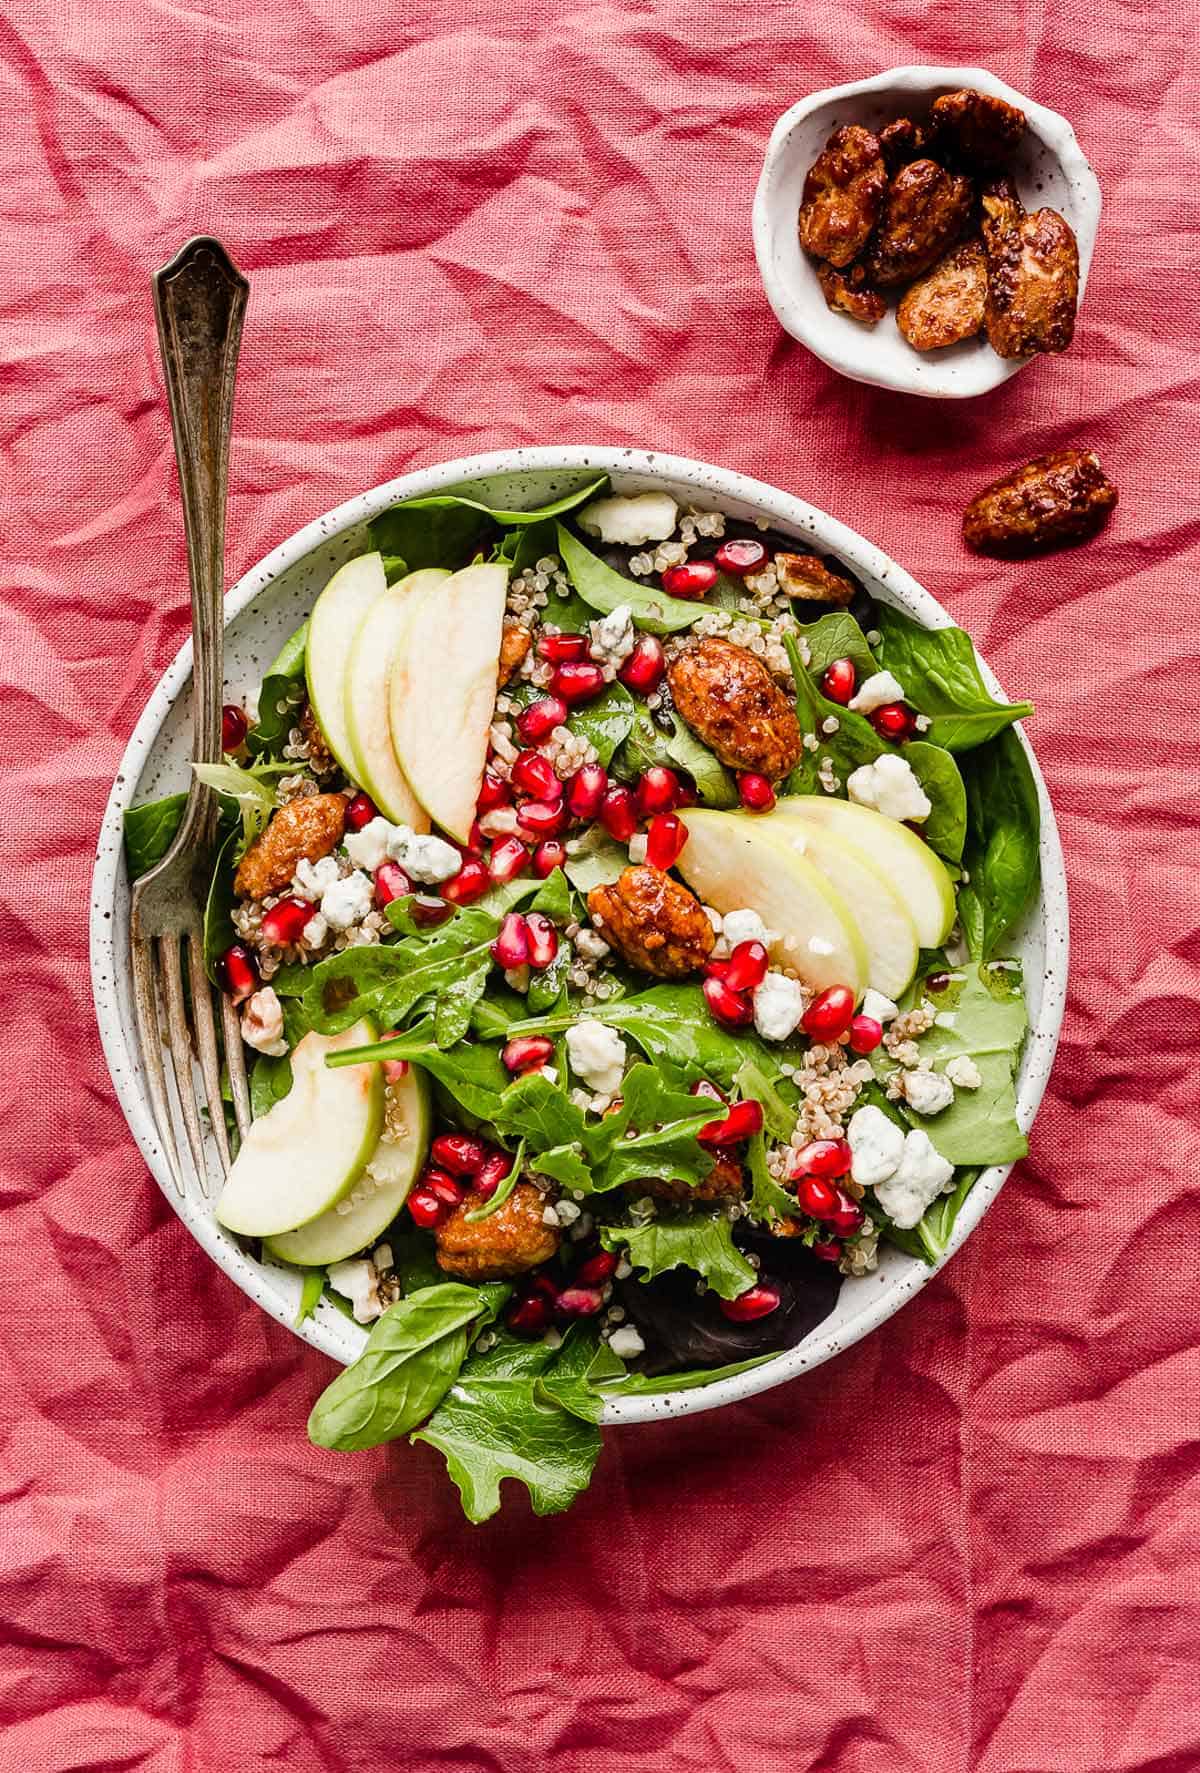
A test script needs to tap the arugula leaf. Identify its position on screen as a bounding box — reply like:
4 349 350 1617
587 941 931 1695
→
464 1141 525 1223
617 695 738 807
555 524 702 635
308 1282 504 1451
330 1021 511 1122
414 1327 604 1521
247 622 308 760
872 606 1033 752
601 1211 756 1300
574 1063 714 1194
492 1071 586 1152
302 905 503 1045
370 475 609 571
745 1129 799 1224
598 1353 774 1395
122 792 187 878
957 729 1041 960
527 866 577 925
295 1269 325 1326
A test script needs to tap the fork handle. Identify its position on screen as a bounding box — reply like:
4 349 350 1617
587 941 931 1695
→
153 238 249 837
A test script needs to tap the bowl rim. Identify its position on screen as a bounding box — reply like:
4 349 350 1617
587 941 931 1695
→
89 444 1068 1427
752 63 1102 399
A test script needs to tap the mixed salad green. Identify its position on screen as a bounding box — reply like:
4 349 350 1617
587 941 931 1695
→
125 470 1041 1520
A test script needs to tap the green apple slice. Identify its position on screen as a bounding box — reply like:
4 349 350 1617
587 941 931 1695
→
761 815 919 998
776 796 955 948
677 809 868 998
305 553 389 776
265 1064 430 1266
345 568 448 827
388 561 508 843
215 1020 383 1239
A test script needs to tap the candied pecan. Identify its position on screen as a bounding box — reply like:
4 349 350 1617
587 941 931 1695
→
979 175 1025 255
635 1155 746 1206
233 793 347 899
667 636 803 779
798 124 887 268
587 865 715 980
985 208 1079 357
897 238 987 350
866 159 973 287
931 87 1025 167
963 449 1117 557
774 553 856 608
434 1181 560 1281
816 261 887 327
878 116 929 172
498 624 532 686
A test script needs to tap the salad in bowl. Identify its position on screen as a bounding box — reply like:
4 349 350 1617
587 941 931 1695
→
117 460 1051 1521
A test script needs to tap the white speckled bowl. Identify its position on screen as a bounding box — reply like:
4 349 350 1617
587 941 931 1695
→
90 448 1068 1425
753 66 1102 398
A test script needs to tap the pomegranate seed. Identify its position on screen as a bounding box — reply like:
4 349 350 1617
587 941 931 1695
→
408 1189 446 1229
216 943 259 1004
441 857 490 905
636 766 679 816
704 957 730 982
502 1035 555 1074
491 912 530 969
724 939 769 992
488 836 530 885
474 1148 514 1199
421 1167 465 1209
552 662 606 704
600 785 639 843
812 1240 842 1263
477 768 511 812
661 559 718 599
675 775 699 808
870 702 915 741
525 911 559 969
702 974 754 1029
575 1249 619 1287
737 772 776 813
556 1286 605 1318
517 798 569 838
689 1078 726 1104
374 861 413 907
432 1133 488 1177
698 1097 764 1147
382 1059 410 1084
260 896 312 946
344 791 378 832
507 1292 553 1336
714 537 768 576
828 1191 865 1238
517 695 569 743
567 762 608 821
618 633 666 694
821 658 857 705
796 1175 840 1219
789 1138 853 1181
409 893 454 928
466 820 487 855
221 704 248 752
646 812 687 869
801 985 857 1041
512 750 563 801
537 631 589 663
848 1014 883 1055
532 839 567 877
718 1283 780 1322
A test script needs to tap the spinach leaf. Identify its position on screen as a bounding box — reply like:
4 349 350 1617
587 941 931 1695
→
370 475 609 571
247 622 308 760
598 1352 774 1396
123 792 187 878
470 989 532 1040
872 606 1033 752
601 1211 756 1300
563 826 628 893
555 524 702 635
330 1021 511 1122
904 741 967 865
796 611 878 678
616 696 738 807
913 1167 982 1263
957 729 1041 960
414 1326 605 1521
249 1049 294 1120
527 866 577 925
308 1282 504 1451
202 828 239 984
295 1269 325 1326
568 681 637 769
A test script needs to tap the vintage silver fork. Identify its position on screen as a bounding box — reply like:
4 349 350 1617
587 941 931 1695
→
129 236 251 1198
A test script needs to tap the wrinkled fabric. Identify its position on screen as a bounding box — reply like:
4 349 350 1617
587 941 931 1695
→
2 0 1199 1767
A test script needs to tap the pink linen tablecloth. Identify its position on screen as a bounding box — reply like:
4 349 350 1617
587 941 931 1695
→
3 1 1199 1767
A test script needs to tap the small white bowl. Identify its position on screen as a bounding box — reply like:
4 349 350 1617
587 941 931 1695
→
753 65 1102 399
